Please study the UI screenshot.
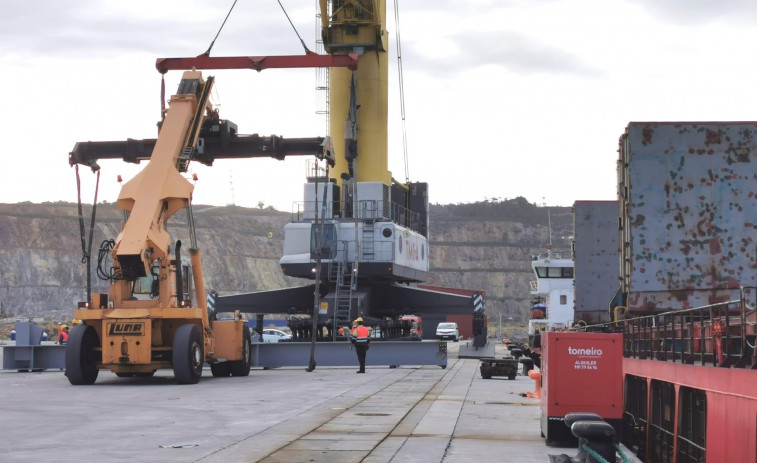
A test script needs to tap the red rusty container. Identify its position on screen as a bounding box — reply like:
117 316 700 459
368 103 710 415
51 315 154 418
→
619 122 757 312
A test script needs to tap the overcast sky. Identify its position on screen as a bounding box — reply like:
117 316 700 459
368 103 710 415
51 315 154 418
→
2 0 757 212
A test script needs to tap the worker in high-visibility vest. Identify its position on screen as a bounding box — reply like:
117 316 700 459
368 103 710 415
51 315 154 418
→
56 325 69 345
350 317 370 373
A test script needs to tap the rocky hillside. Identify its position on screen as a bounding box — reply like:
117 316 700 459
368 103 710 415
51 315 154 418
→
0 198 572 323
427 198 573 321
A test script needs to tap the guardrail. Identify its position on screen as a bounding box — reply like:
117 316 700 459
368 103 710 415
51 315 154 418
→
332 239 394 263
291 199 423 234
581 287 757 369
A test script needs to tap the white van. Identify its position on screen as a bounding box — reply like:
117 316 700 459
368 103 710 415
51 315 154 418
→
436 322 460 341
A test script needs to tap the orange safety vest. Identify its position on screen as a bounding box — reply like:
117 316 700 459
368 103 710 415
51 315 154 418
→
351 325 370 343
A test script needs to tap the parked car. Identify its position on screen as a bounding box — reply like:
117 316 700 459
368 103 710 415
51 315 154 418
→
436 322 460 341
262 329 292 343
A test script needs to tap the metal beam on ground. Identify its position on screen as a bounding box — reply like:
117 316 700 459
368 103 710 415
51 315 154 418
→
3 323 65 371
3 345 65 371
250 341 447 368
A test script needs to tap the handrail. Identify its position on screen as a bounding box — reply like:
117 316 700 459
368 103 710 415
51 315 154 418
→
290 199 423 234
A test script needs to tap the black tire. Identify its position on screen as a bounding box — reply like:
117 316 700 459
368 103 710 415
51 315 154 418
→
508 375 516 380
173 324 203 384
440 364 447 369
210 362 231 377
65 325 100 385
229 329 251 377
115 372 134 378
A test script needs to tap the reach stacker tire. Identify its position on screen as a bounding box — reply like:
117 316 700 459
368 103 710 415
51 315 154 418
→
65 325 100 385
229 329 252 377
173 324 203 384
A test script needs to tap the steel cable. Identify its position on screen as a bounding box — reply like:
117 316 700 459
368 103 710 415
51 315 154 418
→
278 0 310 52
203 0 239 56
394 0 410 183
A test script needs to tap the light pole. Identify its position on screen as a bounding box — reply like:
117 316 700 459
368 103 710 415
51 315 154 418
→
498 305 502 339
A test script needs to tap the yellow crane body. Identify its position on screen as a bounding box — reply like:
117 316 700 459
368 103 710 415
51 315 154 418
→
323 0 391 187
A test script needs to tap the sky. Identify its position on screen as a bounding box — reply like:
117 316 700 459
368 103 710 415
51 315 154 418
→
2 0 757 212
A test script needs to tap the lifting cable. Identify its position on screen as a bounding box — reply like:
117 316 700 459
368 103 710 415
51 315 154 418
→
277 0 310 52
161 0 238 117
203 0 239 56
75 164 101 302
393 0 410 183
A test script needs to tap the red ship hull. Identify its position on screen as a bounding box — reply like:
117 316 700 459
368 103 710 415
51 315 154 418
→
623 357 757 462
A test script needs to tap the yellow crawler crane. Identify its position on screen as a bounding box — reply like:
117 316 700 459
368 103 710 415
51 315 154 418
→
66 71 249 385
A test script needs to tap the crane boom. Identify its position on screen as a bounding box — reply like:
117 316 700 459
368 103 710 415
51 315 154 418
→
115 70 211 280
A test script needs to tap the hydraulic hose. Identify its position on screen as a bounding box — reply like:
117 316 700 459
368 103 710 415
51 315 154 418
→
175 240 183 305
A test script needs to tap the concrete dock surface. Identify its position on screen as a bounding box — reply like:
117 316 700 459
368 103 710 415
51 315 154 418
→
0 342 573 462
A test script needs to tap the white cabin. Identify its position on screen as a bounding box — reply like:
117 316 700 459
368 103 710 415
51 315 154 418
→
529 249 574 333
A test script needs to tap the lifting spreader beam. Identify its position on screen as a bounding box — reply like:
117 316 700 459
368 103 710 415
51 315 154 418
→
155 51 358 74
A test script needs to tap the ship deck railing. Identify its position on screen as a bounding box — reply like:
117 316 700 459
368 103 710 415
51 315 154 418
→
581 287 757 369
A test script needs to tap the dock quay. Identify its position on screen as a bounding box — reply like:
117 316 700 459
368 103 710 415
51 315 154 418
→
0 342 570 462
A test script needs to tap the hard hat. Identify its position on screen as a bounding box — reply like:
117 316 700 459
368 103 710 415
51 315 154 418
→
61 324 68 329
72 319 82 325
354 317 363 323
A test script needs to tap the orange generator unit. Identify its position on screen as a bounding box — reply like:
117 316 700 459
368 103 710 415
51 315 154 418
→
540 331 623 444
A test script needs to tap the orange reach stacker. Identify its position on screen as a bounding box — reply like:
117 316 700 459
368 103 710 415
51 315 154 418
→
66 72 249 385
66 70 334 384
